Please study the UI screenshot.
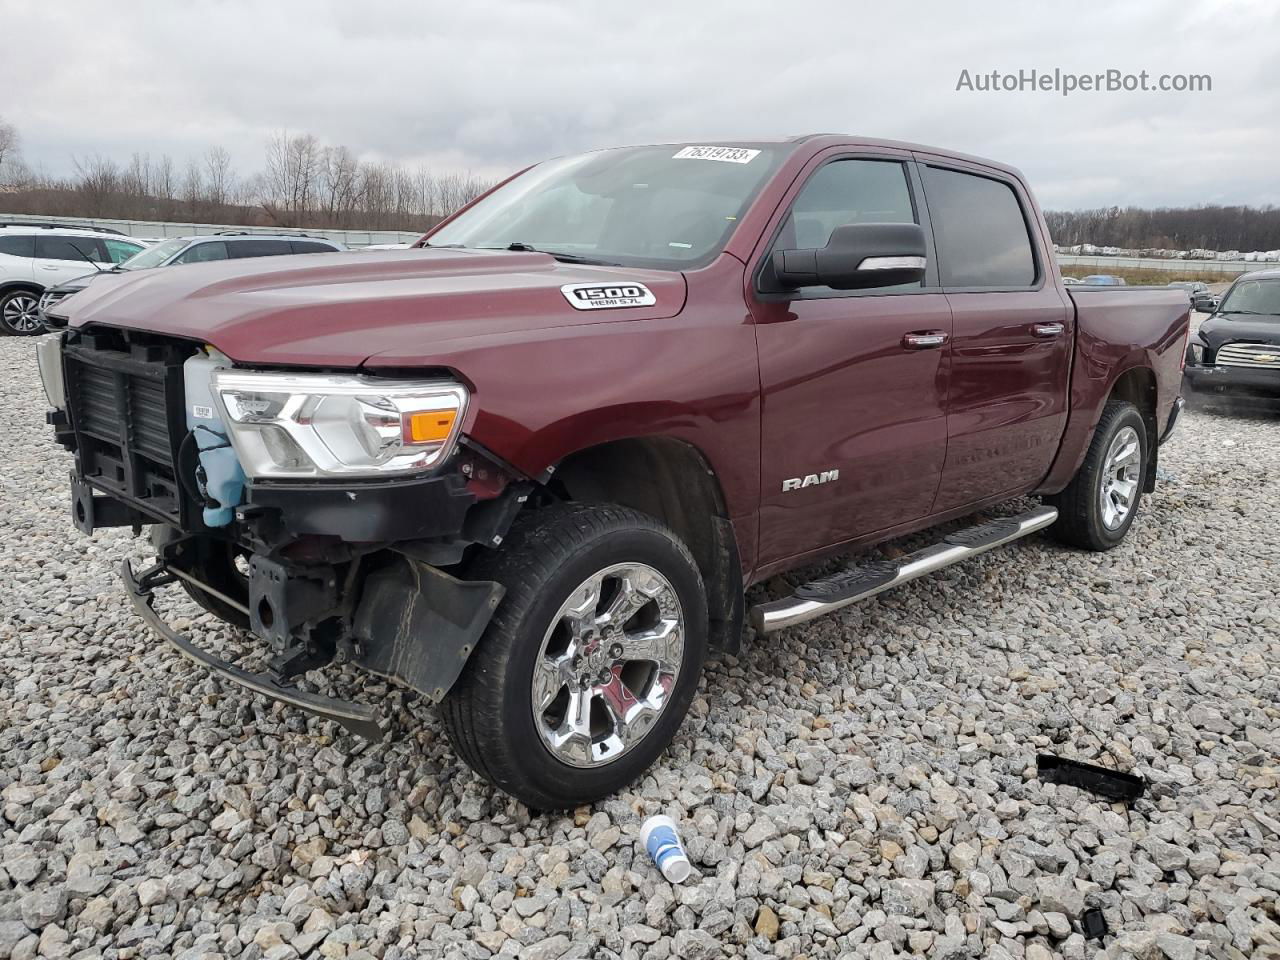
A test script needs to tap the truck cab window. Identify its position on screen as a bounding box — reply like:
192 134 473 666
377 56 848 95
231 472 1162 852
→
771 158 921 294
922 166 1037 288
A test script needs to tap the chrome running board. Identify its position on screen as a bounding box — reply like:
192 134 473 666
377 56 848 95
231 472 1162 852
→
750 505 1058 634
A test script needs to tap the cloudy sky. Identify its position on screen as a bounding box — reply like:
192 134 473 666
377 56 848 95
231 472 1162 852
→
3 0 1276 210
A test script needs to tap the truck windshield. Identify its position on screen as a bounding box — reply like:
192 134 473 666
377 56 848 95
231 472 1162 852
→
426 143 790 270
1218 278 1280 318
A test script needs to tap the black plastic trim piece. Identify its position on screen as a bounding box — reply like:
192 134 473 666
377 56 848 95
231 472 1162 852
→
943 517 1023 549
1159 395 1185 445
352 558 504 703
245 471 476 543
794 559 900 603
1036 753 1145 804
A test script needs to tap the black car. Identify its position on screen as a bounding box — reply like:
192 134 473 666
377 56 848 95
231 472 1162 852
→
36 232 346 327
1169 280 1219 313
1184 269 1280 404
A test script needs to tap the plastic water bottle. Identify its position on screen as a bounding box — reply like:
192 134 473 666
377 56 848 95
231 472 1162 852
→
640 815 691 883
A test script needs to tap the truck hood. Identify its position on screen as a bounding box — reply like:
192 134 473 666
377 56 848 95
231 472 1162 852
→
64 248 688 366
1196 314 1280 350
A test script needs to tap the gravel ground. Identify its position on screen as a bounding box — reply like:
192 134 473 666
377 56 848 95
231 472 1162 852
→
1 333 1277 960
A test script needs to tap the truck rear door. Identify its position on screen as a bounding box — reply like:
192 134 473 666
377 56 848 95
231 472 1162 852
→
915 157 1073 513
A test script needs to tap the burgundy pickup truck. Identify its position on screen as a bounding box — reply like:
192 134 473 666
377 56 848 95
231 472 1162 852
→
38 136 1189 808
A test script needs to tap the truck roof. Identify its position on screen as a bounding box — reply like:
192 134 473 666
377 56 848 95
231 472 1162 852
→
598 135 1026 180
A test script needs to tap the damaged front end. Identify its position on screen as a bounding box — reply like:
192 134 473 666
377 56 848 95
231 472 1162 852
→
44 324 532 737
121 550 503 738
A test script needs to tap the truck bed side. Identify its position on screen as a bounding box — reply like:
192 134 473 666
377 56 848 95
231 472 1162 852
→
1038 286 1190 494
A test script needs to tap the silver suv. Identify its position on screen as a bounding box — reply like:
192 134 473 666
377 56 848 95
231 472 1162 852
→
0 224 148 335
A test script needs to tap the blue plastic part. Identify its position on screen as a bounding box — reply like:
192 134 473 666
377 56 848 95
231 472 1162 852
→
183 353 246 527
194 428 245 527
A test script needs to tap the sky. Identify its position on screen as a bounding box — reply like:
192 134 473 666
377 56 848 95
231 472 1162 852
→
2 0 1276 211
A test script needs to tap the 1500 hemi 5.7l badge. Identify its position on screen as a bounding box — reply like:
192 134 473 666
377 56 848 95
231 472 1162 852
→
561 282 657 310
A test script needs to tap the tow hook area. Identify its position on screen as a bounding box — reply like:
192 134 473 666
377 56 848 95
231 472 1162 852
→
121 558 385 739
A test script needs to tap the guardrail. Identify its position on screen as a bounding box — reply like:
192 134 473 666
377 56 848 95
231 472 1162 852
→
1057 255 1255 276
0 212 423 248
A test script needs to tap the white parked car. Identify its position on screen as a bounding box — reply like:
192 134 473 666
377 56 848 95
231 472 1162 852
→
0 224 147 335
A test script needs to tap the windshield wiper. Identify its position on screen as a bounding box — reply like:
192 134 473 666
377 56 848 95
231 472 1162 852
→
489 242 621 266
1219 309 1275 316
67 242 107 273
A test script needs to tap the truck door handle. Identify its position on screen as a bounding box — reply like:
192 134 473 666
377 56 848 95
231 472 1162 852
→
1032 322 1065 338
902 331 949 350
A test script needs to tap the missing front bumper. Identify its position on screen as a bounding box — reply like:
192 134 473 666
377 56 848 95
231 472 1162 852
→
121 558 385 739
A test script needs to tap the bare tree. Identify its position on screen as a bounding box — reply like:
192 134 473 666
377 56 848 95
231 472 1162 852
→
0 116 19 176
2 124 492 231
318 145 361 226
71 155 122 217
204 146 235 215
181 159 204 221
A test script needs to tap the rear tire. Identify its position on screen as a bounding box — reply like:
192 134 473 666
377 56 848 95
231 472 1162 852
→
1047 400 1148 551
441 503 708 809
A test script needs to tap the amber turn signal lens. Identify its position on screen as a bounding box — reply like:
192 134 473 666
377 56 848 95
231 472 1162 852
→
404 410 457 444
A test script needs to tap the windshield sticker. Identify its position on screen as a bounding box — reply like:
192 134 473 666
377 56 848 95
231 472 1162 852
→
561 282 657 310
672 145 760 164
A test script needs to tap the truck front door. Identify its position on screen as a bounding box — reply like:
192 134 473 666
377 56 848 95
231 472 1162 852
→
750 152 952 566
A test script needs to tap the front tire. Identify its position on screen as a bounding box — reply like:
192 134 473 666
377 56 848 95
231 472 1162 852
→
1048 400 1148 551
0 289 44 336
441 503 708 809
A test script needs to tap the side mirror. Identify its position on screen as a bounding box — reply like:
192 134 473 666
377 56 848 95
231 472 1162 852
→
770 222 927 291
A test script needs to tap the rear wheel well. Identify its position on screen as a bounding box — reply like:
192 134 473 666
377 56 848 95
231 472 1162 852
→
549 437 744 652
1106 366 1159 492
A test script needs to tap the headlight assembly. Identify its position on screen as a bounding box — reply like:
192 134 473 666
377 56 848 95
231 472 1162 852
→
211 370 468 479
1187 340 1205 365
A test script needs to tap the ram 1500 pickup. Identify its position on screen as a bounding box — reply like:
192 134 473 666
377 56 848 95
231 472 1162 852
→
39 136 1190 808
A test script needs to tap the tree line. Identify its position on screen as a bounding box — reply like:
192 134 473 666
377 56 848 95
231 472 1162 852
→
1044 205 1280 254
7 115 1280 250
0 119 496 232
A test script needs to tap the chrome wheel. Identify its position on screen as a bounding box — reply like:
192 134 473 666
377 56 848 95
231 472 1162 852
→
2 293 42 334
1099 425 1141 530
531 562 684 768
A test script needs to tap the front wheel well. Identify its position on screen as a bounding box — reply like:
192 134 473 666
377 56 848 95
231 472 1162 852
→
1105 366 1159 492
0 282 44 296
548 437 745 652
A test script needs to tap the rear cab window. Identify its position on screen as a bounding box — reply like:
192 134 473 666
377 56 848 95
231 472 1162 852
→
920 165 1038 289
